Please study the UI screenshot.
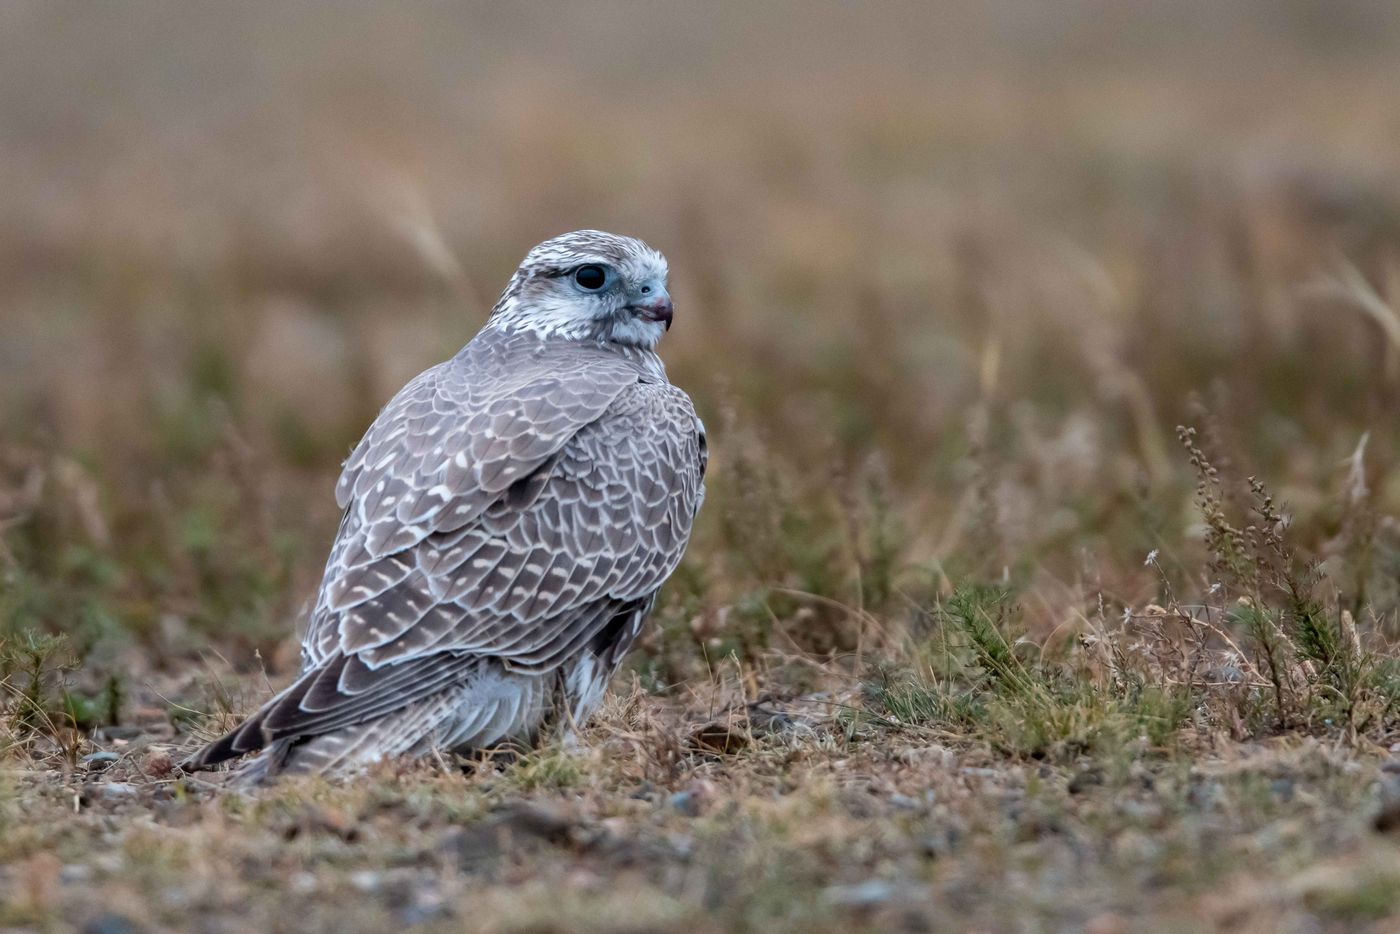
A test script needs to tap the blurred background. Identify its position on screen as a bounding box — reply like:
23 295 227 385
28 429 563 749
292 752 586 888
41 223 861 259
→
2 0 1398 685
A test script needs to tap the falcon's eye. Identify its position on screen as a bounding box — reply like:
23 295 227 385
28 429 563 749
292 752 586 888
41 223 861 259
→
573 265 607 291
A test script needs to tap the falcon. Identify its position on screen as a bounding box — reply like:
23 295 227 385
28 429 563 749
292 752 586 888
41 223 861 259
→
185 230 706 781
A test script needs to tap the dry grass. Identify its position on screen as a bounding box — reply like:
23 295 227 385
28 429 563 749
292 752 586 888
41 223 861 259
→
4 2 1400 930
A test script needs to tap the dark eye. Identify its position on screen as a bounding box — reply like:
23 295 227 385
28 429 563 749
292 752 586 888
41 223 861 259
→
574 265 607 291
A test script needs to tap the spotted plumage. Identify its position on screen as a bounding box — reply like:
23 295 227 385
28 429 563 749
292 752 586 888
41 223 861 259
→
184 231 705 781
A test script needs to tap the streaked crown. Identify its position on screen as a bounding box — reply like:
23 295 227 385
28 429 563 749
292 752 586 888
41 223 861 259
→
487 230 674 350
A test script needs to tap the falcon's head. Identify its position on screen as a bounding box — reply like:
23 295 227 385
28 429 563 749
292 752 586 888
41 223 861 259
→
487 230 673 350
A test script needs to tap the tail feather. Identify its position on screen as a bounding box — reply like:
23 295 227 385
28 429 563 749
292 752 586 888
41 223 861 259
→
184 662 556 784
181 651 477 772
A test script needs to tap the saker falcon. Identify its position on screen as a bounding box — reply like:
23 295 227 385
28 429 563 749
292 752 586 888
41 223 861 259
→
184 230 706 781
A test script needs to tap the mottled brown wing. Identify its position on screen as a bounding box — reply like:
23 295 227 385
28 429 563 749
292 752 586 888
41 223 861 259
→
339 378 706 671
302 329 649 664
186 364 707 774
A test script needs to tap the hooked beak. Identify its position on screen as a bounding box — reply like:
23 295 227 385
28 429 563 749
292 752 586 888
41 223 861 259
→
628 285 673 331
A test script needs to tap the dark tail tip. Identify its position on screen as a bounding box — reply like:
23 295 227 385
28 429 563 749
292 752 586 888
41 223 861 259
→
181 712 268 772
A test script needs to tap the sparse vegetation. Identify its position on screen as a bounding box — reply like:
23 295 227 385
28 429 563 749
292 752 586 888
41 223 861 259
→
4 2 1400 930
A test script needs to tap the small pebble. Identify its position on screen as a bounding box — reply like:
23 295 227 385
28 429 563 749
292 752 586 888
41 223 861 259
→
960 767 1000 779
398 903 448 926
98 783 138 799
60 864 94 884
142 750 174 777
1115 800 1160 822
81 751 120 770
1068 769 1103 795
349 870 381 893
824 880 898 908
1201 665 1245 684
668 779 715 817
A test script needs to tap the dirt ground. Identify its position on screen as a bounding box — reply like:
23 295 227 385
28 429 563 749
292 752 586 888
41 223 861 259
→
4 3 1400 931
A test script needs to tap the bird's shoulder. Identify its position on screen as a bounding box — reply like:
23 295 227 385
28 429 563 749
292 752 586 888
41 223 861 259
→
328 331 680 564
577 371 705 472
303 335 705 667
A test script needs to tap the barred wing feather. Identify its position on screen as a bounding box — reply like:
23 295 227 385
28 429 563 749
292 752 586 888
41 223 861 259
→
193 330 709 768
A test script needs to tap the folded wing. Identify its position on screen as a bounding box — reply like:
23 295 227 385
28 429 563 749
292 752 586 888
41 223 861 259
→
187 330 704 770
